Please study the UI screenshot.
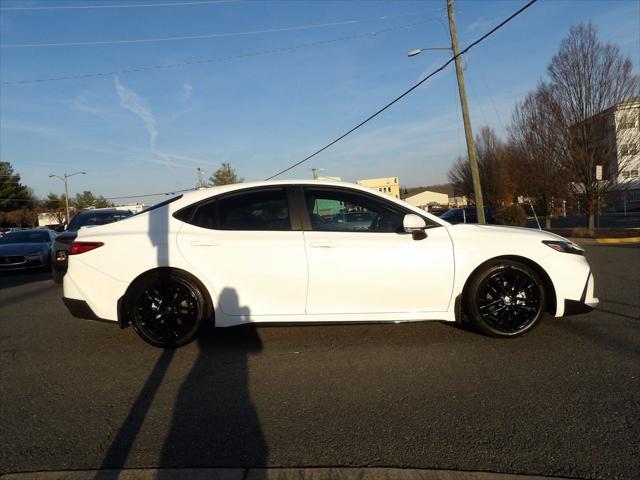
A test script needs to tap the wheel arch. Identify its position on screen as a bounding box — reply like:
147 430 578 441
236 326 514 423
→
458 255 557 319
117 267 215 328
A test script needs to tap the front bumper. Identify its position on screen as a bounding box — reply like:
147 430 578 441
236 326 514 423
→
563 271 599 316
0 255 47 271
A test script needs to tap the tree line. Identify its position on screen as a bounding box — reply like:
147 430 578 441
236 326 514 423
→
1 161 245 228
448 23 639 229
0 161 113 227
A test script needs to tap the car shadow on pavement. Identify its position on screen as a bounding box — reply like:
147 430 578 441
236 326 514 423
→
0 270 52 289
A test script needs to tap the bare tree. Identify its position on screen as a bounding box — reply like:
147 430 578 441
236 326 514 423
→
544 23 639 229
509 86 570 228
475 127 516 207
447 156 473 200
447 127 515 208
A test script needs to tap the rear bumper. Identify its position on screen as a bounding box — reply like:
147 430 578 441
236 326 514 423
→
62 297 109 322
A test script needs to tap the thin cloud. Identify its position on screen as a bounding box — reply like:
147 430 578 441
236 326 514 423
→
114 76 158 152
182 83 193 100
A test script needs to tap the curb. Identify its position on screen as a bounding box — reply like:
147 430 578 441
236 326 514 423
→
594 236 640 244
569 236 640 245
0 468 577 480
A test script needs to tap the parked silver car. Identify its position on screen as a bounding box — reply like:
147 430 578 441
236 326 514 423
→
0 229 57 272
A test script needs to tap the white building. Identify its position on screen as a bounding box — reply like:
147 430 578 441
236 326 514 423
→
404 190 449 210
356 176 400 198
575 96 640 209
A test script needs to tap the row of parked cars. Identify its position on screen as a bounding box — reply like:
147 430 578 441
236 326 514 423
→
0 209 133 281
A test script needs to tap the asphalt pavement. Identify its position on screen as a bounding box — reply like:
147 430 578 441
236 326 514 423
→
1 244 639 480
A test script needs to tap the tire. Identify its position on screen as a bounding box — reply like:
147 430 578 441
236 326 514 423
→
127 270 207 348
52 267 64 284
465 259 546 338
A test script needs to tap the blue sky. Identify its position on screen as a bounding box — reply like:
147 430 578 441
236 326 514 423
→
1 0 639 205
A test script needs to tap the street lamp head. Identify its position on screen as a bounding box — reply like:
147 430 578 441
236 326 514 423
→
407 48 423 57
48 174 55 178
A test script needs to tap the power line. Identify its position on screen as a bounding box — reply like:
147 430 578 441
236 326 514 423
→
0 0 238 11
264 0 538 181
0 10 428 48
1 20 432 85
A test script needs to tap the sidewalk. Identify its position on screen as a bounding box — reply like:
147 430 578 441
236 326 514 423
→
0 468 577 480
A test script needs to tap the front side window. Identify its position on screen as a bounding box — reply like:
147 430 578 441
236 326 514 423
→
304 188 405 233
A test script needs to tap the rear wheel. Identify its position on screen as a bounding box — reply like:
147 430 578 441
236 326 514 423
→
127 271 206 348
465 260 546 338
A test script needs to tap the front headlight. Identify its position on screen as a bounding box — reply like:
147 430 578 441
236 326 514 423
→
542 240 584 255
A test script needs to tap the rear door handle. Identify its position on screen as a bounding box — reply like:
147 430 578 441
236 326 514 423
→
308 241 337 248
190 240 218 247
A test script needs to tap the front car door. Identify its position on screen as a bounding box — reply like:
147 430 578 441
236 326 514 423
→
175 187 308 317
301 186 454 315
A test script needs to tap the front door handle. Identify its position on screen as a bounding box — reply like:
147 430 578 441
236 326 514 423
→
308 241 337 248
190 240 218 247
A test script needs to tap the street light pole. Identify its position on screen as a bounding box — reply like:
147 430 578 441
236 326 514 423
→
48 171 86 225
407 0 486 223
446 0 486 224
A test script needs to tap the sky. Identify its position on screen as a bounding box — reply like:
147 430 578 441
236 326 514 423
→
1 0 639 205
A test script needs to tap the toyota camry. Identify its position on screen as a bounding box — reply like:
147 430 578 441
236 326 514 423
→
62 180 598 348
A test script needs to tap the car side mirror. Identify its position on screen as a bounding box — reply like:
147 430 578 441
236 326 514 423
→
403 214 427 240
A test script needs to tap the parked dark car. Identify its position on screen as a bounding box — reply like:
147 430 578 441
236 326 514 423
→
52 209 133 283
0 229 57 273
440 207 496 224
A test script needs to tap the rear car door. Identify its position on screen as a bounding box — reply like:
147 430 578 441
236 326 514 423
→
175 187 308 316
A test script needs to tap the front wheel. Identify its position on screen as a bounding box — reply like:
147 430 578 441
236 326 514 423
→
465 260 546 338
127 271 207 348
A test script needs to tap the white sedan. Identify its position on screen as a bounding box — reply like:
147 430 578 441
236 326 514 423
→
62 180 598 348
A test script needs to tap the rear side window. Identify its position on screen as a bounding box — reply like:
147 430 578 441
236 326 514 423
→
174 188 291 231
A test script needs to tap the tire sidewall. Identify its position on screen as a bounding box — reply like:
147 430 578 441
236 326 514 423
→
466 260 546 338
128 271 206 348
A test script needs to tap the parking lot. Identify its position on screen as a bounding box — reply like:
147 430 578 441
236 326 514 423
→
1 244 639 480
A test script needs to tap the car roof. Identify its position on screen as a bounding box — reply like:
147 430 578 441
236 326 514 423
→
172 180 449 227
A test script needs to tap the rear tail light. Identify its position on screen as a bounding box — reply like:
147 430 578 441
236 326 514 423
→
69 242 104 255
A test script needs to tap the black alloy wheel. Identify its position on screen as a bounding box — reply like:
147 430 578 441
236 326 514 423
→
129 271 206 348
466 260 546 337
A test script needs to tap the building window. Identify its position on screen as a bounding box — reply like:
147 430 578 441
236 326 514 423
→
618 113 639 130
619 143 639 156
631 170 639 177
621 171 630 178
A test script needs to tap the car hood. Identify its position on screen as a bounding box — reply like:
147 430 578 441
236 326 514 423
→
0 243 50 255
446 223 573 242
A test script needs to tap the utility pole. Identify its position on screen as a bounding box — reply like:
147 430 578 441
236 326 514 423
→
447 0 486 224
310 167 323 180
48 171 86 226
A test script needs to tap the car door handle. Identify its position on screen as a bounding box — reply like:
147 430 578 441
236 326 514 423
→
308 241 337 248
190 240 218 247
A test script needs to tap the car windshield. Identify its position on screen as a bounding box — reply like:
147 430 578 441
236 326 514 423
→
0 231 50 244
67 211 132 231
